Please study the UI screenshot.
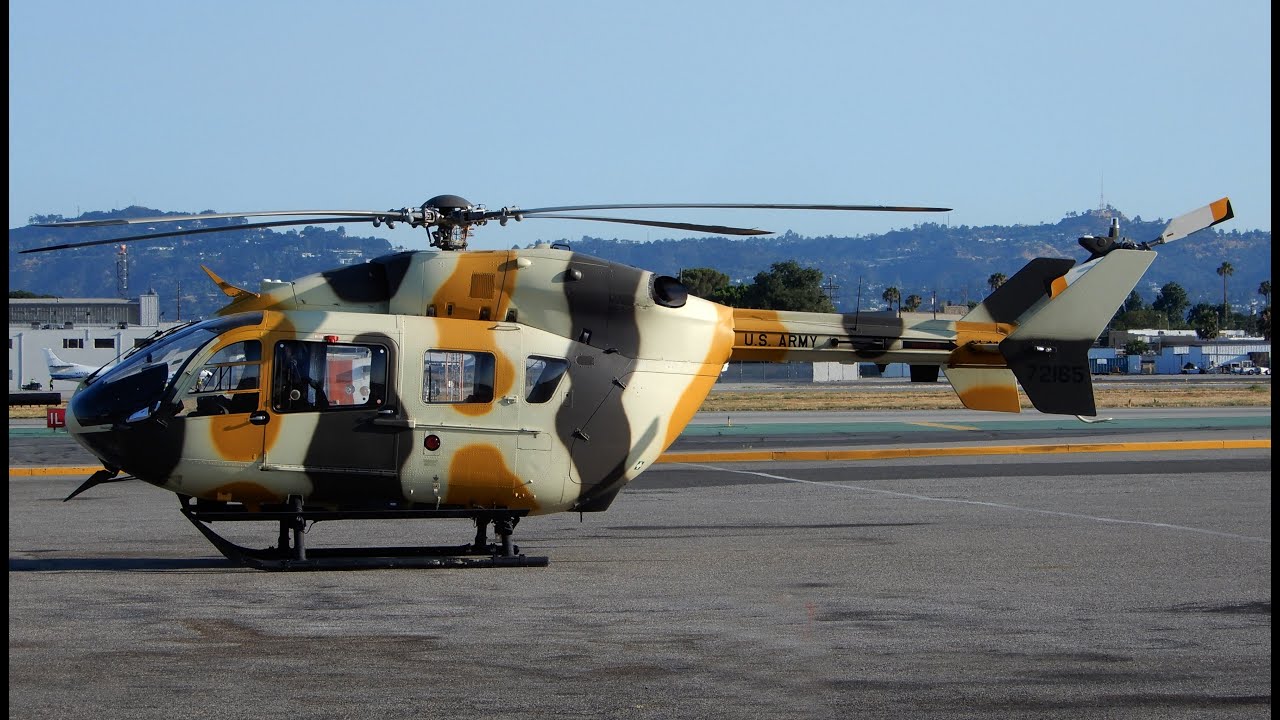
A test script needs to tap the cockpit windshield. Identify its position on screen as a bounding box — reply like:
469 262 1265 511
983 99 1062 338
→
70 313 265 428
92 313 264 391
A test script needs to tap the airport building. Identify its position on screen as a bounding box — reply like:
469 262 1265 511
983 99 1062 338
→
7 291 184 392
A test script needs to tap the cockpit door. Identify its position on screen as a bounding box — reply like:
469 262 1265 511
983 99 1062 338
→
165 332 269 497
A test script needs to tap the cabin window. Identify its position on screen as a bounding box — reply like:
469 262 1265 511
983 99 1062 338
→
271 340 388 414
524 356 569 403
423 350 494 404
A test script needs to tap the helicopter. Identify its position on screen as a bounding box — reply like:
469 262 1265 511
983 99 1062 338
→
20 194 1235 569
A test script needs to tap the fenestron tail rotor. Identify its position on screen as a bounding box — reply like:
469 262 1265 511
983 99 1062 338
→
22 196 952 253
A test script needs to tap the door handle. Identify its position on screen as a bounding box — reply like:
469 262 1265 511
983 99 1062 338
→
248 411 270 426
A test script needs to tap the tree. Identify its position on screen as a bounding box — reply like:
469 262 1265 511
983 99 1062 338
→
1258 280 1273 340
1110 307 1169 331
987 273 1007 293
1151 282 1190 327
904 294 923 312
882 286 901 314
1216 262 1234 327
1122 290 1145 313
1124 338 1150 356
740 260 835 312
679 268 730 299
1187 303 1220 339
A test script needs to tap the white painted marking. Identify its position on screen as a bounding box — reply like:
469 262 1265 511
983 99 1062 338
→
680 463 1271 544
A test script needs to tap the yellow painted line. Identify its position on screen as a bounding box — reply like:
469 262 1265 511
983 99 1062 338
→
9 466 102 477
656 439 1271 464
908 421 980 431
9 438 1271 476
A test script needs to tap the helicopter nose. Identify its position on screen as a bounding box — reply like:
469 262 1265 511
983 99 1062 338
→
64 394 123 469
64 374 184 483
65 384 136 471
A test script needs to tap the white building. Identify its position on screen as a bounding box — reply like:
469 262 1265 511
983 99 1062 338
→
8 291 184 392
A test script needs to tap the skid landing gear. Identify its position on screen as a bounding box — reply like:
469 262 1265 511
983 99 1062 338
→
178 496 549 571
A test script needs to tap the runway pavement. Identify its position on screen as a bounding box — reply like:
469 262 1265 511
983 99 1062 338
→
8 409 1272 719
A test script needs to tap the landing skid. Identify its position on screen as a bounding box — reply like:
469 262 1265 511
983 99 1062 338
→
178 496 549 571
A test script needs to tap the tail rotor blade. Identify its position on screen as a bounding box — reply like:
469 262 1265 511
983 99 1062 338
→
1149 197 1234 246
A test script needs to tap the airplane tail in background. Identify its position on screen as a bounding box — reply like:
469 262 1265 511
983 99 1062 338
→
44 348 72 370
43 348 99 381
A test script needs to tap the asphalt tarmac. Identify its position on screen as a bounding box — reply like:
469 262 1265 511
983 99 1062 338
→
8 410 1272 719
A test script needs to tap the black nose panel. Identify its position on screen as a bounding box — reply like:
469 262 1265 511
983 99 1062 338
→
70 363 169 427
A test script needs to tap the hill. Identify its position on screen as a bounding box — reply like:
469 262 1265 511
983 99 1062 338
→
8 205 1271 320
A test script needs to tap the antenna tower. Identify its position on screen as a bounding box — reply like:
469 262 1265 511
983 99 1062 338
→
115 245 129 298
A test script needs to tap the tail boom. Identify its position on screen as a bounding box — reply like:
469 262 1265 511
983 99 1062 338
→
725 245 1160 417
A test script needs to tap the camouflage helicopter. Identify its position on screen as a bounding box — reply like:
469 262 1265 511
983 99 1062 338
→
22 195 1234 569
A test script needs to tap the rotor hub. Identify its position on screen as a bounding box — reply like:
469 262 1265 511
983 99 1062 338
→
422 195 486 250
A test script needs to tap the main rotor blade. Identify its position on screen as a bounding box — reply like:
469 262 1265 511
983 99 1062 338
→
512 202 953 215
1148 197 1234 246
526 214 771 236
36 210 390 228
19 217 364 254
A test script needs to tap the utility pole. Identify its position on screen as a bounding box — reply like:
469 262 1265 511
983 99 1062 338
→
821 275 840 308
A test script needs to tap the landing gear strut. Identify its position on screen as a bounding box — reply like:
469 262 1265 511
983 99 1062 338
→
179 496 547 571
472 515 521 557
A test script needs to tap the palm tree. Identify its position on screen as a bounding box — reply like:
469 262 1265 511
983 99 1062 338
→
882 287 901 315
1216 262 1234 327
1259 280 1271 306
987 273 1007 293
904 294 923 312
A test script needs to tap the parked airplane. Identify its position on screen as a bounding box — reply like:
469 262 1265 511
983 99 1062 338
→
43 349 100 382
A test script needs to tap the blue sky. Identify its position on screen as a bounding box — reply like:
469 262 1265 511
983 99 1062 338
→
8 1 1271 252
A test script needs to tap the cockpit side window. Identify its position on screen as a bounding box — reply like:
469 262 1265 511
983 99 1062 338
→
176 340 262 417
524 356 569 403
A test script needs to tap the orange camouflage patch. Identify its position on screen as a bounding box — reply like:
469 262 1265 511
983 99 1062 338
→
210 481 283 510
429 253 519 418
663 302 736 449
729 308 791 362
445 443 540 511
956 382 1021 413
429 251 515 322
1049 276 1068 299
